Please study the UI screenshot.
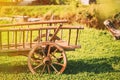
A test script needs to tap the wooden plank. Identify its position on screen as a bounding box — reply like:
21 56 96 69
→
50 24 63 41
15 31 17 49
0 26 84 31
46 29 48 41
23 31 25 48
38 30 40 42
30 30 32 48
19 26 23 43
12 31 14 43
26 25 29 42
40 30 42 42
68 29 71 45
0 20 68 27
19 31 22 43
75 29 79 45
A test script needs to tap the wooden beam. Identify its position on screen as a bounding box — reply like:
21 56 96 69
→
0 20 68 27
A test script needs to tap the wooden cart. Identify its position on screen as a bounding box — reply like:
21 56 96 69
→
0 20 84 75
104 19 120 40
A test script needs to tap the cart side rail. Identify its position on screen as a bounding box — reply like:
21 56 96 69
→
0 20 68 28
0 26 83 50
0 20 84 54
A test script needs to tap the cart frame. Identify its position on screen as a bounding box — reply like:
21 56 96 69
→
0 20 84 74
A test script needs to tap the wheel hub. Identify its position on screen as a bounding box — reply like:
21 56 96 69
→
43 56 52 65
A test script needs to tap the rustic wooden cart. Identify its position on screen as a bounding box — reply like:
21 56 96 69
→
104 19 120 40
0 20 84 75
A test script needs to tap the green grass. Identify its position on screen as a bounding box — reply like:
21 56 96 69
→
0 27 120 80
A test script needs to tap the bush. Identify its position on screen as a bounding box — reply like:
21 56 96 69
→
0 0 120 29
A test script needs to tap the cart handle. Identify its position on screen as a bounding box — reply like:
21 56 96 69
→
50 23 63 42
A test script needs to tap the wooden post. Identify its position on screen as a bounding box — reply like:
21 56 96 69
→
19 26 23 43
12 29 14 43
40 30 42 42
30 30 32 48
38 30 41 43
46 29 48 41
15 31 17 49
23 31 25 48
68 29 71 45
26 25 29 42
50 24 63 42
75 29 79 45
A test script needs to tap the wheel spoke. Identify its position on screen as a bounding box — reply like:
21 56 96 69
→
41 48 46 56
41 64 46 75
51 54 59 62
47 45 51 56
34 62 43 70
50 64 59 73
35 53 43 59
53 49 58 54
51 54 63 62
51 54 57 59
31 57 41 63
47 65 51 74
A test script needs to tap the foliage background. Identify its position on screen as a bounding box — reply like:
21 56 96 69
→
0 0 120 29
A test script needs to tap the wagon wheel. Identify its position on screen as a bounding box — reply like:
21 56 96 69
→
33 33 61 42
28 42 67 75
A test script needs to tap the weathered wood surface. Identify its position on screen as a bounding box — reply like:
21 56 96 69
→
0 20 84 56
104 20 120 40
0 20 68 27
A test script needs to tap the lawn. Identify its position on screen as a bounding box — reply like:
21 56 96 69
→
0 27 120 80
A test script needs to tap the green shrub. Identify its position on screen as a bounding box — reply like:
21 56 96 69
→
0 0 120 29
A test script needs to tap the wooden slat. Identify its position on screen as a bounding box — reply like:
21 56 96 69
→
15 31 17 49
38 30 40 43
68 29 71 45
19 31 22 43
19 26 23 43
12 31 14 43
23 31 25 48
26 25 29 42
46 29 48 41
75 29 79 45
0 26 84 31
0 20 68 27
40 30 42 42
50 24 63 41
30 30 32 48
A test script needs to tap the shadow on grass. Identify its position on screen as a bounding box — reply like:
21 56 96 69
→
64 56 120 74
0 56 119 74
0 61 29 74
